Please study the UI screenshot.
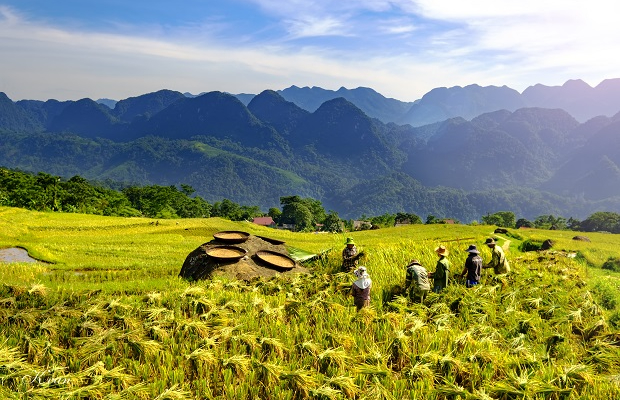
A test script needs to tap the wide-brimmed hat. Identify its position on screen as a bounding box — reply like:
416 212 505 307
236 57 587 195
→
484 238 496 246
345 237 355 245
408 259 421 266
434 245 448 256
354 266 368 277
466 244 480 254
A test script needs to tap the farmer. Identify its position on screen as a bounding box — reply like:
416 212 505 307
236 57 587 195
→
460 244 482 287
351 266 372 310
404 259 431 303
342 237 359 272
482 238 510 275
429 245 450 293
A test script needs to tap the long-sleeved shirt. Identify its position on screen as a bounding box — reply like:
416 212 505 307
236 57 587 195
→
488 245 510 274
342 245 358 271
432 256 450 292
405 264 431 292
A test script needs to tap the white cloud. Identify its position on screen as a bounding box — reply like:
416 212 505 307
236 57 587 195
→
408 1 619 56
376 17 418 35
0 6 429 100
283 16 349 38
245 0 392 16
1 2 619 102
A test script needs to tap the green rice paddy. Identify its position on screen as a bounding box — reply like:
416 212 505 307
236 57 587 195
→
1 206 619 399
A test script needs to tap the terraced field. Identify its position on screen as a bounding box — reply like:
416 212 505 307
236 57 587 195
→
1 206 619 399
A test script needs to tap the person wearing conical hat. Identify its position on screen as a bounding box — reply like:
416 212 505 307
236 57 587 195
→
404 259 431 303
342 237 359 272
460 244 483 288
429 245 450 293
351 266 372 311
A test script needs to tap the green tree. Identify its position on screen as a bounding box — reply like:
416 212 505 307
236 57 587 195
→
579 212 620 233
395 212 422 225
534 215 566 230
305 198 326 225
291 202 313 231
268 207 282 224
370 213 396 228
426 214 438 224
123 185 178 218
239 205 263 221
212 198 242 220
180 184 195 197
279 196 326 231
322 210 342 232
123 185 211 218
175 196 211 218
516 218 534 228
566 217 581 230
482 211 516 228
36 172 61 211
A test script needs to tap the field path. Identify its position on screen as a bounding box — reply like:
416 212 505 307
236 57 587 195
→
502 239 511 252
490 232 512 252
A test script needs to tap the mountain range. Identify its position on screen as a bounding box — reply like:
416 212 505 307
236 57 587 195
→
2 79 620 222
108 78 620 127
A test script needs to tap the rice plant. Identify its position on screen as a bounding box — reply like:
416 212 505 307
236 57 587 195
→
2 208 620 398
279 368 318 398
325 375 359 398
317 347 350 374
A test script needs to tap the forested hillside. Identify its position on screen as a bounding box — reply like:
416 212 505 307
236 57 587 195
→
2 82 620 221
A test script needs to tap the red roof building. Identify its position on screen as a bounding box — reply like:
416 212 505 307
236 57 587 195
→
252 216 276 227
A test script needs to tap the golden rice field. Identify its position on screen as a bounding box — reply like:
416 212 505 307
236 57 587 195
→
1 206 620 399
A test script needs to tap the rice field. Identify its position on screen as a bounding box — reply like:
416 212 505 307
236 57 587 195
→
1 206 620 399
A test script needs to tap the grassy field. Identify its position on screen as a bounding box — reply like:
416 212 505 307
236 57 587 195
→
1 206 620 399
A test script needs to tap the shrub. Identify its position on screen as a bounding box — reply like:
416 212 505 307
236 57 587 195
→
592 281 619 310
602 257 620 273
505 231 523 240
609 311 620 329
519 239 543 252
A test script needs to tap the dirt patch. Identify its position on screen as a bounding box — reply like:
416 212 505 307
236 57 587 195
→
179 235 309 281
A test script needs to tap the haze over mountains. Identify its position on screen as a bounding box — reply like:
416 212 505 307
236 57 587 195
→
95 78 620 127
1 79 620 221
195 78 620 127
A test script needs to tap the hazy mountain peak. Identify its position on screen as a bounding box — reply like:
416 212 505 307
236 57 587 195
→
0 92 42 132
596 78 620 90
401 84 525 127
96 98 117 109
470 109 512 129
313 97 363 115
48 97 121 139
5 81 620 219
250 89 283 101
112 89 184 122
248 90 309 134
563 79 590 89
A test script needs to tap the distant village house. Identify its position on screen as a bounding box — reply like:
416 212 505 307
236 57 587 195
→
252 216 276 228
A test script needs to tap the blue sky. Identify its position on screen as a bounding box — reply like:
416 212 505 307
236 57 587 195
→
1 1 619 102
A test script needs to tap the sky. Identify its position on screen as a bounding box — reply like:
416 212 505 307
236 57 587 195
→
1 0 619 102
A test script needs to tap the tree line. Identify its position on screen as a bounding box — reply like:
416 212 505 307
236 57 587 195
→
0 168 210 218
0 168 331 228
481 210 620 234
1 167 619 234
